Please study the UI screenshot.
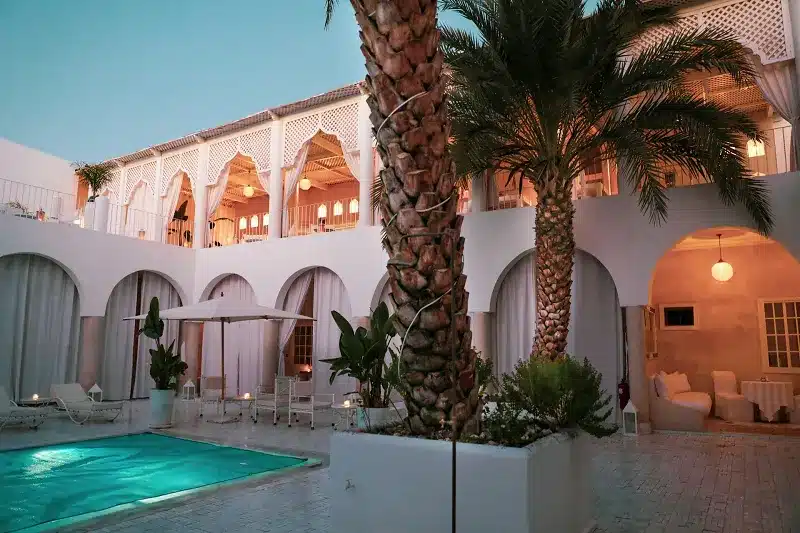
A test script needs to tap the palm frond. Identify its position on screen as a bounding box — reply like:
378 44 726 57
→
323 0 339 28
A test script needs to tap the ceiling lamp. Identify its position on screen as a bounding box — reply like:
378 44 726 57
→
243 185 255 198
317 203 328 219
299 177 312 191
333 201 344 216
746 139 765 158
711 233 734 282
250 215 259 228
262 213 269 227
349 198 359 214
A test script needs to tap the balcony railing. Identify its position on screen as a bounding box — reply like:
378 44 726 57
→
105 203 192 247
0 177 77 223
284 197 360 237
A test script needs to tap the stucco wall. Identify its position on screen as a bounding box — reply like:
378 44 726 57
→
651 242 800 392
0 138 76 196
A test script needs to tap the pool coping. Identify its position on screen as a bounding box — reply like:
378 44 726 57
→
6 431 325 533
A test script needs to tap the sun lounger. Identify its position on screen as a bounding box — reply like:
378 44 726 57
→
0 387 50 431
50 383 123 424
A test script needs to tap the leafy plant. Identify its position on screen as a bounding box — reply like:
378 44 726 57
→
139 297 187 391
173 200 189 221
6 200 29 214
73 162 114 202
321 302 398 408
501 356 617 438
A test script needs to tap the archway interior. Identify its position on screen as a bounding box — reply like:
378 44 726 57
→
207 153 270 246
284 132 360 237
164 172 194 247
649 227 800 395
0 254 81 401
492 250 622 414
101 271 182 400
201 275 263 397
278 267 353 398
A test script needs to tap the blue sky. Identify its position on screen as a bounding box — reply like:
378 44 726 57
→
0 1 595 162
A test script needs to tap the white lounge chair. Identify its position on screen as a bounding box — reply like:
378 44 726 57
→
0 388 50 431
289 380 334 430
711 370 752 423
252 376 293 425
50 383 123 424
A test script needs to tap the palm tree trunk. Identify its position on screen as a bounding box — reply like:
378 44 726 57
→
532 186 575 360
352 0 477 433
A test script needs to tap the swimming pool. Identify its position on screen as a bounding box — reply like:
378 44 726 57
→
0 433 314 532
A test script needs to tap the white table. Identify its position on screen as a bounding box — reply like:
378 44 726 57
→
332 403 357 430
741 381 794 422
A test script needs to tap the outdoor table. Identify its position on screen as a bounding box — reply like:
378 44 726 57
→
741 380 794 422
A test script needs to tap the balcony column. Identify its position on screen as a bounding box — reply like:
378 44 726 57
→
623 306 651 434
470 172 487 213
193 143 209 249
269 118 284 239
78 316 105 390
358 98 374 227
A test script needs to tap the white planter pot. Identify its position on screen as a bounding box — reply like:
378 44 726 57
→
83 201 95 230
355 407 395 430
149 389 175 429
92 195 110 233
330 431 595 533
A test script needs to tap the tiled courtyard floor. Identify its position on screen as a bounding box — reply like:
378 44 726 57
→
1 401 798 533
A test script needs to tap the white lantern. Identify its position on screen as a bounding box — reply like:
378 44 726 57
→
182 380 196 401
299 177 312 191
622 401 639 436
711 233 733 282
88 383 103 403
243 185 255 198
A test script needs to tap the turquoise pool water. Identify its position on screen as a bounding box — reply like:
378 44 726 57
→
0 433 310 532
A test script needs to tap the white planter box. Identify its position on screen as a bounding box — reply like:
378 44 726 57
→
330 431 595 533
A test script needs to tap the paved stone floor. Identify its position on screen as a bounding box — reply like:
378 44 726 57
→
2 401 798 533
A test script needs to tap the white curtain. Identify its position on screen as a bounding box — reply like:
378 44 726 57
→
257 170 270 197
201 275 263 396
567 250 623 414
135 273 182 397
342 150 361 181
277 271 314 376
752 59 800 170
160 173 183 243
0 254 81 401
493 253 536 377
282 143 312 236
312 268 354 398
124 184 151 239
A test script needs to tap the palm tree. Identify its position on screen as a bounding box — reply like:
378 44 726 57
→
73 162 114 202
324 0 478 434
442 0 773 360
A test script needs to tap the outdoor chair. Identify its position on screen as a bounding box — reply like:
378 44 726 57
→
0 387 50 431
198 376 224 418
710 370 752 423
50 383 123 425
252 376 293 425
289 380 334 430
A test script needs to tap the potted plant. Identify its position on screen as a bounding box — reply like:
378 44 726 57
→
139 296 188 429
322 302 399 430
73 162 114 230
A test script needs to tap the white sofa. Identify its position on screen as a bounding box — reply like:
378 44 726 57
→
710 370 753 423
649 372 712 432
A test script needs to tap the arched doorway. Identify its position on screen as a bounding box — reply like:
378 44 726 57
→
100 271 182 400
201 275 263 397
278 267 353 397
162 171 194 247
491 249 622 409
283 132 361 237
0 254 81 400
649 227 800 395
206 154 270 247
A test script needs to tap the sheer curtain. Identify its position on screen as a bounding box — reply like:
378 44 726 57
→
752 59 800 170
342 150 360 181
312 268 354 398
201 275 264 396
100 272 182 400
277 271 313 376
567 250 622 411
0 254 81 401
124 184 152 239
282 143 312 236
257 171 270 198
160 173 183 242
493 253 536 376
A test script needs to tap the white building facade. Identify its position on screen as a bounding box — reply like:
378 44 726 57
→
1 0 799 428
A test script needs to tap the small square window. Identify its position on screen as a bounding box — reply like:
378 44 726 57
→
662 306 695 329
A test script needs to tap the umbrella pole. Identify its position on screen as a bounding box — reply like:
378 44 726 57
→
221 319 226 417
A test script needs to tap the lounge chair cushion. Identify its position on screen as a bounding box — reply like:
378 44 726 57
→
671 392 712 415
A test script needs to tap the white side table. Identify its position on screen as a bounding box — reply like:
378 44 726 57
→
332 404 357 430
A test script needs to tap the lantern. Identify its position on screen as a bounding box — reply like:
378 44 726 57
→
299 177 312 191
182 380 196 401
88 383 103 403
711 233 733 282
243 185 255 198
622 401 639 436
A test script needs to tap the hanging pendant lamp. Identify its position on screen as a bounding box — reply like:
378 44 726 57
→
711 233 733 282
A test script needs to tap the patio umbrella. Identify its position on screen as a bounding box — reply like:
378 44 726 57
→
125 296 313 423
